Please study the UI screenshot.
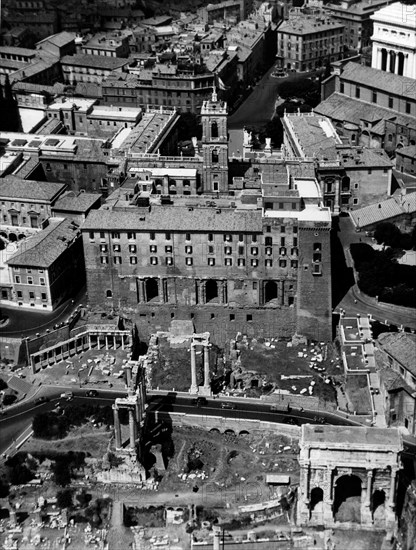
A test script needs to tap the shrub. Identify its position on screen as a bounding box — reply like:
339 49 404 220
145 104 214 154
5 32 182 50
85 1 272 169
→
3 394 17 406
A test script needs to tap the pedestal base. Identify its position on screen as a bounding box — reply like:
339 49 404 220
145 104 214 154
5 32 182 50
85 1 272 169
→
198 385 212 397
190 385 198 395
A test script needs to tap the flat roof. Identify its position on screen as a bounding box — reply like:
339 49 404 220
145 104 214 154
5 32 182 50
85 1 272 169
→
302 424 402 449
48 97 96 112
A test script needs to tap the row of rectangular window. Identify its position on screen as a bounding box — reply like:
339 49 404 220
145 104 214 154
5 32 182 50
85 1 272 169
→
13 267 44 273
16 290 47 300
101 244 298 255
101 256 298 268
90 230 298 242
15 276 46 285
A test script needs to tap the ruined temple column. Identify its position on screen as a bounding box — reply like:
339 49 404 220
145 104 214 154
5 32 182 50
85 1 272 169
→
129 408 137 450
88 334 92 350
97 335 101 350
389 468 397 508
190 343 198 394
204 344 211 389
105 336 109 350
121 335 125 350
113 405 122 449
124 363 132 387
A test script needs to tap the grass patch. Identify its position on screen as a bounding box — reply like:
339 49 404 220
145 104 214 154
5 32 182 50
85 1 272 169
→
345 375 371 414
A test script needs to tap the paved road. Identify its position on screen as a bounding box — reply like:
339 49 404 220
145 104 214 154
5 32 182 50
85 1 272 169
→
0 387 360 456
0 286 87 337
228 64 283 129
334 216 416 329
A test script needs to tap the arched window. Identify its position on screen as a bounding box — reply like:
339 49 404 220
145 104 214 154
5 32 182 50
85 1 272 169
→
211 121 218 138
106 290 112 298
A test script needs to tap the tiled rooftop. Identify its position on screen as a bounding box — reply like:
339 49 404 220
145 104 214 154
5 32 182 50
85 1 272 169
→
61 54 129 70
341 62 416 101
52 192 101 213
0 175 66 201
315 93 416 133
83 205 263 233
350 191 416 228
278 11 345 35
378 332 416 377
7 218 80 268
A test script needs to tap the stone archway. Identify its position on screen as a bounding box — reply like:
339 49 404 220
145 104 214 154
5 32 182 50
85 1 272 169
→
8 233 17 242
372 489 386 524
310 487 324 521
333 475 362 523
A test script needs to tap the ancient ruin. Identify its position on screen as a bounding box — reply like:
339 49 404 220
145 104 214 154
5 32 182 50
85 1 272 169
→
297 425 403 529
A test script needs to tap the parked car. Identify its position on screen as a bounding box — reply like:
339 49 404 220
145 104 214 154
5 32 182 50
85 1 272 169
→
86 390 99 397
191 396 207 407
221 402 236 410
35 396 50 404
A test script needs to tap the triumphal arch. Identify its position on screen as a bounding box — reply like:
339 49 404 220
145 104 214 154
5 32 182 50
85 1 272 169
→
297 425 403 529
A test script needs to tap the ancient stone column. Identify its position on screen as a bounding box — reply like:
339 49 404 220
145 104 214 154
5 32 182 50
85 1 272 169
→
389 468 397 507
204 344 210 389
124 364 132 387
190 343 198 394
129 408 137 450
113 405 121 449
366 470 373 505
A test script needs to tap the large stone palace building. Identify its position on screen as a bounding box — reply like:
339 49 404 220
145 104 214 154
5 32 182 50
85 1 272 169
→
82 91 332 345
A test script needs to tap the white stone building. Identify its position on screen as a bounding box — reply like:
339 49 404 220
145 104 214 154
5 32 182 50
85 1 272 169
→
371 1 416 79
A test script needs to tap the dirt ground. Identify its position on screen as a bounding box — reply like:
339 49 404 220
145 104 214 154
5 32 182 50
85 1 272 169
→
157 426 299 505
20 424 111 457
236 337 340 403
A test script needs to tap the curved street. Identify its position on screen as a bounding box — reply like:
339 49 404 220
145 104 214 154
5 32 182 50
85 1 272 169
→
0 387 361 456
334 216 416 329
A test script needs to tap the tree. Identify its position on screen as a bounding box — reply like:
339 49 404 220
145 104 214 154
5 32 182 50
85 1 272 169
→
9 464 34 485
374 222 401 248
57 489 73 509
3 394 17 406
52 460 71 487
0 378 8 391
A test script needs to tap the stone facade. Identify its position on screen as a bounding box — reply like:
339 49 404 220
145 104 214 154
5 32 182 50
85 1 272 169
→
297 425 403 529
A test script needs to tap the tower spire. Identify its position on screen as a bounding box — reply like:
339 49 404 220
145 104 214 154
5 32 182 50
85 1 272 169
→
212 85 218 103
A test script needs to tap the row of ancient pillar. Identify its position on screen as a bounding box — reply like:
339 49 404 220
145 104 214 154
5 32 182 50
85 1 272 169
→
30 331 130 374
190 342 211 394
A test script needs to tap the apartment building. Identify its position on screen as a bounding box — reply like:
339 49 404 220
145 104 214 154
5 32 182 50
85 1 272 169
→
276 8 345 71
2 217 85 311
324 0 392 51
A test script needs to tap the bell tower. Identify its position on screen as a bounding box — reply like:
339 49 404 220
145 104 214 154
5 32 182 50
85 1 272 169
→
201 87 229 193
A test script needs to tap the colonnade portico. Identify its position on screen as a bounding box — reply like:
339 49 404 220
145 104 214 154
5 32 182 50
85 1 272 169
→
297 425 403 529
189 332 212 396
29 327 131 373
